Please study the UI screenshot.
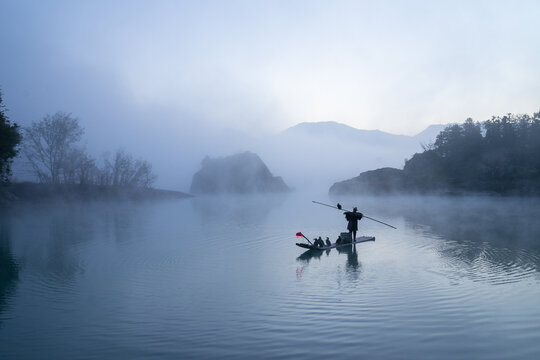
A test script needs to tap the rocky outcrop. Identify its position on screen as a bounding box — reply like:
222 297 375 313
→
190 152 289 194
329 167 407 195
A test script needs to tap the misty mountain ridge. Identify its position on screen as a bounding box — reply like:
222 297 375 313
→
281 121 446 146
9 116 449 192
253 121 449 190
413 124 450 145
329 112 540 196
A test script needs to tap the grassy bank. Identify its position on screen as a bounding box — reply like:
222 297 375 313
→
0 182 192 203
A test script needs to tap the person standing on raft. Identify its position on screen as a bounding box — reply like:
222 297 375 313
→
344 207 363 241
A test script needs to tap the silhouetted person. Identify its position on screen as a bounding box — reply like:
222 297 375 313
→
344 207 363 241
325 237 331 246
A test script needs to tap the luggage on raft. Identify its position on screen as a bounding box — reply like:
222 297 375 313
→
296 235 375 250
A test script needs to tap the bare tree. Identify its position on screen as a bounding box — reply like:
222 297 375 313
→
23 113 156 188
133 159 157 188
99 150 156 188
77 153 99 185
62 148 98 185
23 112 84 184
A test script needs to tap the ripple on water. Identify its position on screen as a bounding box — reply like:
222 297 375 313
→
24 260 84 302
435 241 539 285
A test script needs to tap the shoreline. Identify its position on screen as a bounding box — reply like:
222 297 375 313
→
0 182 193 203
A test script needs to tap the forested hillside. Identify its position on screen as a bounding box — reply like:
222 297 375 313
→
330 111 540 195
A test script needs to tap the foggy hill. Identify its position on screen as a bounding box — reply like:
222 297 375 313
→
281 121 413 147
190 152 290 194
328 167 406 195
8 118 447 193
281 121 445 146
255 121 445 190
329 113 540 196
413 124 448 146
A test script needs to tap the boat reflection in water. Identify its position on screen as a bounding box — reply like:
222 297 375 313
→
296 248 330 263
336 244 361 273
296 243 362 274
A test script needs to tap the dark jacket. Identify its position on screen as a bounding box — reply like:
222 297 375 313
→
345 211 363 231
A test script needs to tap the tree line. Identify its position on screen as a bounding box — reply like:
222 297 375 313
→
0 91 21 183
0 89 156 188
329 110 540 195
403 111 540 193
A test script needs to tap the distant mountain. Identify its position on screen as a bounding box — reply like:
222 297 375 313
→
329 112 540 196
281 121 413 147
173 121 450 192
329 167 405 195
413 124 449 147
190 151 290 194
256 121 448 189
282 121 447 145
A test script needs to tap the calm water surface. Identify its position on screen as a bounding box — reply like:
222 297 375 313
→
1 194 540 359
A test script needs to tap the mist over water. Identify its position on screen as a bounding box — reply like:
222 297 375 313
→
1 193 539 359
2 2 540 359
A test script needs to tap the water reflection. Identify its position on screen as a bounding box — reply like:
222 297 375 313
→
337 244 361 273
330 195 540 284
0 225 19 324
296 248 330 263
191 194 287 225
105 203 148 245
400 196 540 284
0 202 148 288
296 244 361 274
1 196 539 359
402 197 540 247
43 209 91 281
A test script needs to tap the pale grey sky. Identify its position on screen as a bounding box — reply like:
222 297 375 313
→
1 0 539 137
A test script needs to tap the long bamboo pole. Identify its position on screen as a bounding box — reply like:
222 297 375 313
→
312 201 397 229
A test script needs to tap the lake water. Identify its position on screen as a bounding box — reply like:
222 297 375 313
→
1 193 540 359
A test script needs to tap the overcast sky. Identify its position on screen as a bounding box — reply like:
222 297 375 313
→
1 0 539 136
